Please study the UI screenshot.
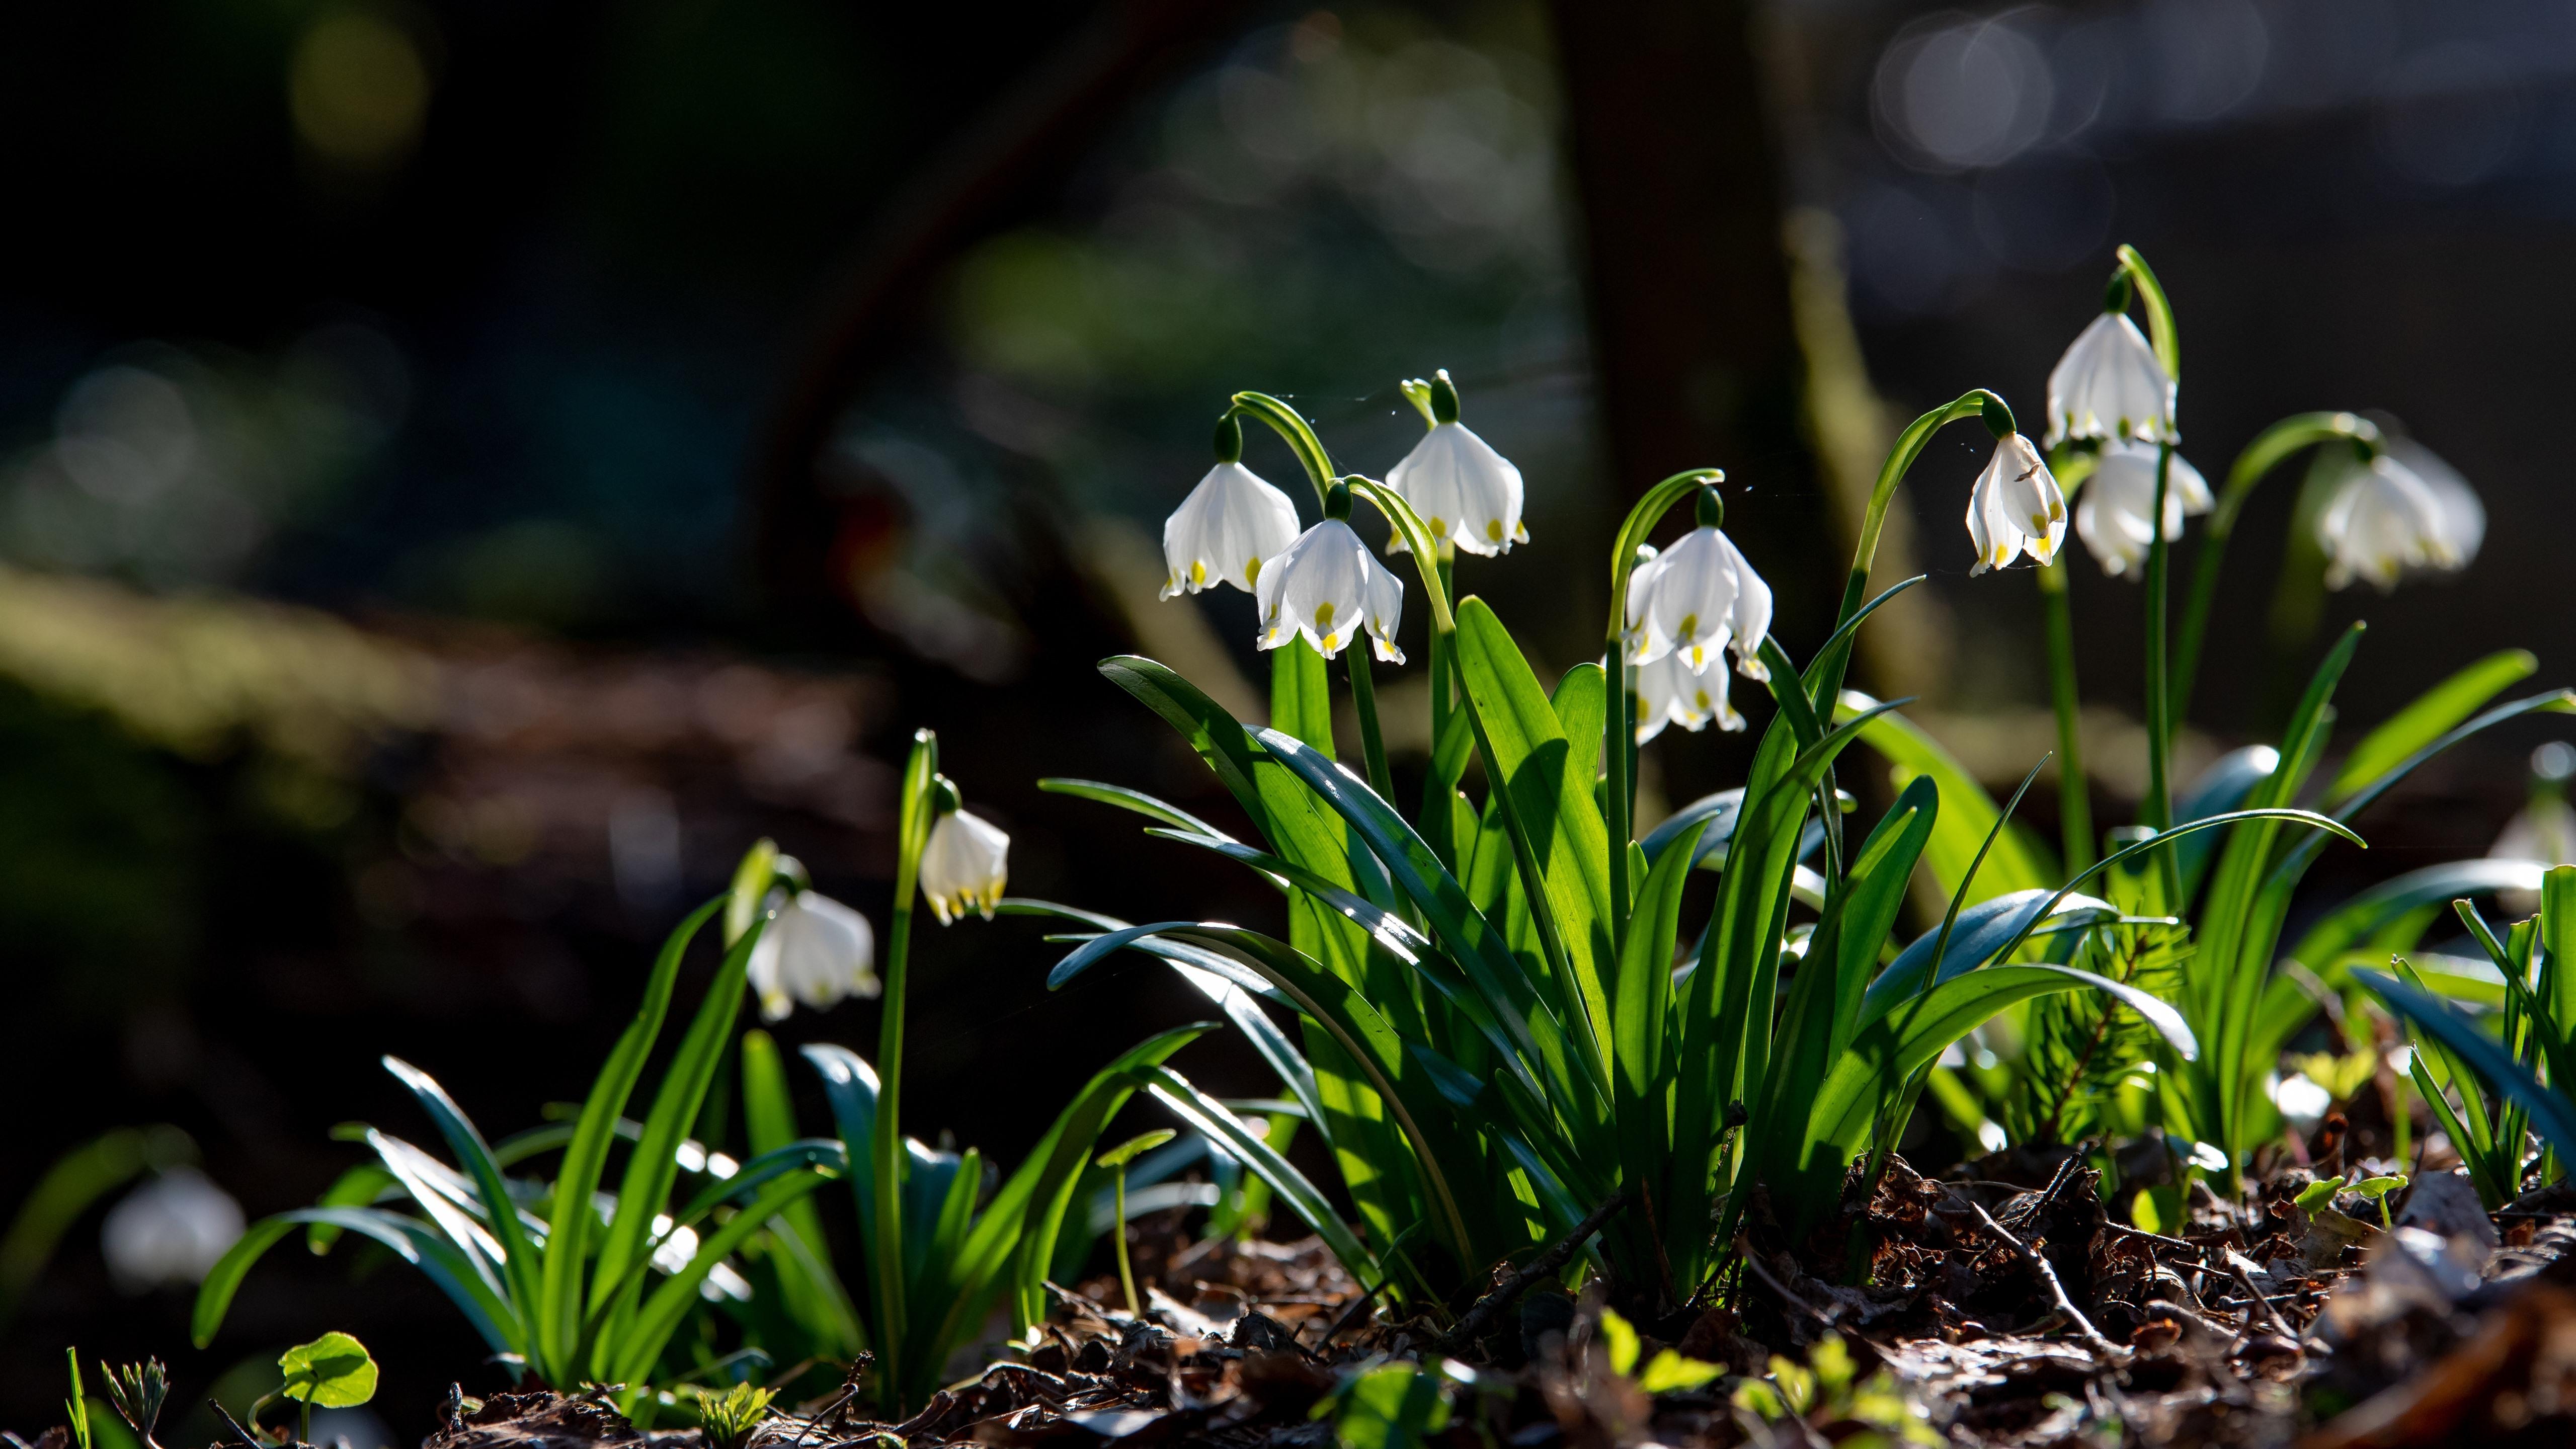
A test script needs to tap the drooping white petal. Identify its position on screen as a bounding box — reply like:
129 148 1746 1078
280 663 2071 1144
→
1161 462 1301 599
748 889 879 1019
102 1168 245 1292
1634 652 1743 743
1629 525 1773 682
920 810 1010 924
1386 421 1528 556
2317 453 2456 591
2073 440 2209 578
2045 311 2175 447
1965 434 2065 574
1256 518 1406 663
2389 438 2483 569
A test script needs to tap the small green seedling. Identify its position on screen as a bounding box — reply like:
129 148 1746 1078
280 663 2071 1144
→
2295 1172 2407 1229
100 1358 169 1449
680 1382 775 1449
66 1348 93 1449
1095 1129 1176 1316
277 1332 376 1446
1597 1308 1723 1394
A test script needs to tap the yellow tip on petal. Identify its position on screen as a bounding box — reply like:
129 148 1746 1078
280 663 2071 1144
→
1190 559 1207 585
1245 556 1263 585
1486 519 1504 543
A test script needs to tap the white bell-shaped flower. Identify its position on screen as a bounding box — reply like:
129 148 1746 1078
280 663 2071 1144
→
920 808 1010 924
1161 461 1300 600
1966 432 2067 575
2044 310 2174 447
1256 517 1406 663
2073 440 2211 578
1634 651 1743 742
102 1168 245 1293
2316 449 2477 591
1624 525 1772 679
1386 423 1526 556
2388 437 2484 569
747 888 878 1020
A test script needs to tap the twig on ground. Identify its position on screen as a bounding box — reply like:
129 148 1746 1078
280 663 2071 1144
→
1964 1197 2128 1361
1437 1190 1633 1354
1313 1276 1390 1349
1734 1238 1834 1325
2143 1298 2234 1341
2103 1222 2199 1252
2223 1258 2305 1349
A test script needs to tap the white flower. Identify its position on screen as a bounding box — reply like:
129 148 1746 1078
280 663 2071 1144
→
1966 433 2066 574
2044 310 2174 447
1623 527 1772 679
2491 743 2576 914
1634 651 1742 742
2316 446 2479 590
102 1168 244 1293
1161 462 1300 600
920 809 1010 924
748 889 878 1020
1385 422 1526 556
2073 440 2211 578
1255 518 1406 663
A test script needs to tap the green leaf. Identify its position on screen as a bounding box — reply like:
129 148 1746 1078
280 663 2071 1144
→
539 897 716 1378
1037 778 1235 841
278 1332 376 1408
1097 1130 1178 1170
2329 650 2536 801
378 1057 545 1357
611 1169 831 1385
741 1028 861 1358
2285 859 2546 990
1135 1063 1380 1282
2363 969 2576 1172
1598 1307 1641 1376
1320 1361 1453 1449
195 1208 521 1355
1638 1350 1724 1394
1612 817 1707 1238
1839 692 2057 903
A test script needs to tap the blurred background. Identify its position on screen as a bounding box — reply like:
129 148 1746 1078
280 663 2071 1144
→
8 0 2576 1432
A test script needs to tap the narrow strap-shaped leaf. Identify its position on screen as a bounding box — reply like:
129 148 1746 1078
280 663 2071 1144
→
195 1208 520 1355
1857 890 2118 1028
799 1042 882 1295
1838 692 2057 902
2329 650 2537 802
2364 968 2576 1178
2284 859 2545 989
1639 789 1744 869
590 917 761 1321
538 897 715 1374
1038 777 1236 841
610 1169 830 1385
1134 1063 1380 1282
380 1057 545 1359
742 1028 860 1358
2172 746 2279 902
1613 817 1706 1220
1143 829 1434 958
1255 726 1600 1132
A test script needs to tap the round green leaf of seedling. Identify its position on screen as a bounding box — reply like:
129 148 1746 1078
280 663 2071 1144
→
278 1333 376 1408
2351 1174 2407 1200
1097 1129 1176 1171
2294 1178 2342 1213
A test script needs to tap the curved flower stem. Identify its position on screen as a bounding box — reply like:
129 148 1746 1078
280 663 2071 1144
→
1230 392 1337 511
1811 390 2007 710
2036 556 2093 874
2170 412 2381 730
1601 468 1724 949
874 727 939 1407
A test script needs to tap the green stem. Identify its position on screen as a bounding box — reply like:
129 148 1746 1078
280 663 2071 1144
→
2170 412 2380 729
1112 1167 1137 1316
2143 443 2182 903
1601 468 1725 952
1230 392 1337 510
1813 391 2006 710
2037 557 2093 875
873 729 939 1411
1348 648 1393 802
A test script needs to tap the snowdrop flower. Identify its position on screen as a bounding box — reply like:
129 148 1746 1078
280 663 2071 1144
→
1160 416 1300 600
102 1168 244 1292
1256 486 1406 663
1385 371 1526 556
1634 650 1742 742
2073 440 2211 578
1624 493 1771 679
1966 431 2067 575
920 804 1009 924
2316 445 2479 590
2044 304 2174 447
748 885 878 1020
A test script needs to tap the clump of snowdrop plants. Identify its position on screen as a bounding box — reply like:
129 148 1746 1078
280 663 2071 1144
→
1019 244 2566 1322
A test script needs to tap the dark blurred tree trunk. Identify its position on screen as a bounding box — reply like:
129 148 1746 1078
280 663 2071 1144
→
1546 0 1832 634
